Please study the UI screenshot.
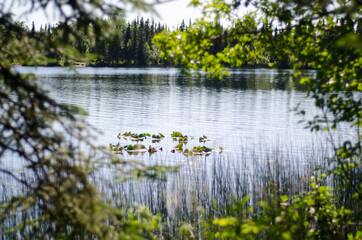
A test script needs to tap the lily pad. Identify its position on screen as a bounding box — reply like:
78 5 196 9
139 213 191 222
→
121 131 132 137
173 143 183 152
120 132 151 139
125 144 147 152
199 135 212 142
178 136 188 143
171 131 183 137
191 146 213 155
152 133 165 139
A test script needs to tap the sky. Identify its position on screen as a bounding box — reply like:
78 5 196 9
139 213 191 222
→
127 1 202 28
4 0 202 29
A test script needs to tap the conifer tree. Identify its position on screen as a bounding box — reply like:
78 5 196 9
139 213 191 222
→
179 19 186 32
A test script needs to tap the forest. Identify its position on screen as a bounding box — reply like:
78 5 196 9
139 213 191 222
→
16 16 292 68
25 17 170 67
15 14 362 70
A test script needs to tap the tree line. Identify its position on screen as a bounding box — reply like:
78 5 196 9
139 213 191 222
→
12 13 362 70
28 17 190 67
16 17 300 68
32 16 362 70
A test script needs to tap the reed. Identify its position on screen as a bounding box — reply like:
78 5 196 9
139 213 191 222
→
1 136 357 239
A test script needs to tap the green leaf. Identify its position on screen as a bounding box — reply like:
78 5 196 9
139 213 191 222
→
280 195 288 203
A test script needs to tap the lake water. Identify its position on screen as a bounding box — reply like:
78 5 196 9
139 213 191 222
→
3 66 354 235
9 67 338 171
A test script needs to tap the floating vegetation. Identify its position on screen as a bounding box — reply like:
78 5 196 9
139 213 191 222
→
171 131 189 143
138 133 151 138
120 132 150 138
148 145 158 154
178 136 188 143
120 131 132 137
119 132 166 142
152 133 165 139
118 132 166 141
183 148 193 157
126 144 147 152
191 146 213 155
130 133 150 141
171 131 183 137
110 131 223 156
171 145 215 155
109 142 147 154
109 144 124 153
173 143 183 152
199 135 212 142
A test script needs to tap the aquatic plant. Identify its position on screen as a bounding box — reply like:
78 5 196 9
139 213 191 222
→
192 146 213 154
148 145 157 154
174 143 184 152
183 148 193 157
178 136 188 143
139 133 151 138
122 131 132 137
171 131 183 137
199 135 212 142
124 133 151 141
127 144 134 150
3 134 343 239
120 132 151 140
152 133 165 139
126 144 146 151
113 146 124 152
131 133 144 139
109 144 124 152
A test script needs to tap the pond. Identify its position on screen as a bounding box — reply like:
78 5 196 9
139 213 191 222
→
3 66 350 234
10 66 338 177
16 67 324 154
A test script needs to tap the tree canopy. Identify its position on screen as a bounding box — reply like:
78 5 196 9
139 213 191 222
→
154 0 361 238
155 0 361 173
0 0 173 239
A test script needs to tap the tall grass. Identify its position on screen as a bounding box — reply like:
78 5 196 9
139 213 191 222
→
94 137 332 238
0 136 349 239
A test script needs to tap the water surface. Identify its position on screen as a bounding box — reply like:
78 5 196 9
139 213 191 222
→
3 66 352 234
18 67 326 161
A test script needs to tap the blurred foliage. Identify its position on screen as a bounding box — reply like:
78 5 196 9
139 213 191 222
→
201 177 358 240
1 0 361 238
155 0 361 238
0 0 176 239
